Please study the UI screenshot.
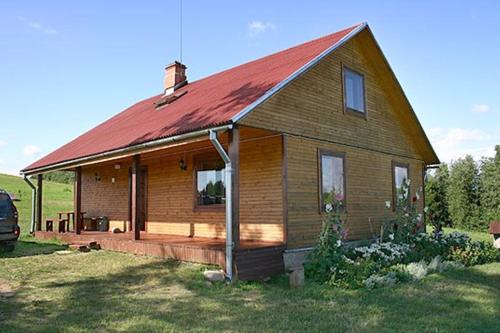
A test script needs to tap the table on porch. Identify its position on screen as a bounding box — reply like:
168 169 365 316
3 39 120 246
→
57 211 86 232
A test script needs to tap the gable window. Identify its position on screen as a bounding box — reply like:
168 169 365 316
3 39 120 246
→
319 150 346 211
195 156 226 208
392 162 409 209
343 66 366 114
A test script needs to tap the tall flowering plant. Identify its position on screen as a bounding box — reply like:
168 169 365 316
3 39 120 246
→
305 193 348 282
383 178 425 243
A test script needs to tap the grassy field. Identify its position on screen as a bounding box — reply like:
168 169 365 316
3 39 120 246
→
0 173 73 236
1 172 499 332
0 245 498 332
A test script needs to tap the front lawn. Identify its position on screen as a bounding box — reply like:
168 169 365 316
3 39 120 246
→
0 235 498 333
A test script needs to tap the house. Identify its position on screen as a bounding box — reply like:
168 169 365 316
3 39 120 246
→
21 23 439 281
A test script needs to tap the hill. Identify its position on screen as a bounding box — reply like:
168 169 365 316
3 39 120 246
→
0 173 73 236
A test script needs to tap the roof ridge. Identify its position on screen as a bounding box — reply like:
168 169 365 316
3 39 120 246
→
188 23 366 87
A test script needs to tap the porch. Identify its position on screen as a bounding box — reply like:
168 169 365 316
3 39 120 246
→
28 126 287 281
35 230 285 280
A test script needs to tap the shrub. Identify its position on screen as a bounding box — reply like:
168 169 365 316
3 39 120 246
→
449 241 500 266
306 182 499 290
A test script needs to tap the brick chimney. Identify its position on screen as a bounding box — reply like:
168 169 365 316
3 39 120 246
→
163 61 187 95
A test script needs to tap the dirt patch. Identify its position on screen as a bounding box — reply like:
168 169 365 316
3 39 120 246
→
0 278 15 298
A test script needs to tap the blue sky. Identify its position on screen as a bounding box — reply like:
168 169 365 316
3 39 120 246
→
0 0 499 175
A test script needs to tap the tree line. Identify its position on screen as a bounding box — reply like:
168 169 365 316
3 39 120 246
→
425 145 500 232
31 171 75 184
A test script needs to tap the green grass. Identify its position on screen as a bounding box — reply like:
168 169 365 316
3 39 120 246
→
0 248 498 333
0 173 73 236
1 172 498 332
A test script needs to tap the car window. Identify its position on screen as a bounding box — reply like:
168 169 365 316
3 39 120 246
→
0 193 13 218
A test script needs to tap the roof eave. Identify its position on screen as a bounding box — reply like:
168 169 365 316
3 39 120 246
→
21 123 233 176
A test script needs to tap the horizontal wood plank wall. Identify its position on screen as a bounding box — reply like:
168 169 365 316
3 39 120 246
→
81 129 284 242
238 31 429 249
286 136 424 248
240 31 424 162
81 163 131 229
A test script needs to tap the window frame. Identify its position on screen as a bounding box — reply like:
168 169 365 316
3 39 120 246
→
193 153 226 212
391 161 410 211
341 64 367 119
318 149 347 213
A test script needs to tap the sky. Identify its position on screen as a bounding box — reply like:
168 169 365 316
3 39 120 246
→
0 0 499 175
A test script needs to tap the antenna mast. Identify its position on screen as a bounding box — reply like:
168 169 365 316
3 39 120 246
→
180 0 183 63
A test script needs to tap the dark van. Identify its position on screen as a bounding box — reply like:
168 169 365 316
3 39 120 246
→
0 189 20 252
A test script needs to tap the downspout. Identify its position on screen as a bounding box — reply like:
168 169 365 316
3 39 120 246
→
209 128 233 282
23 175 37 234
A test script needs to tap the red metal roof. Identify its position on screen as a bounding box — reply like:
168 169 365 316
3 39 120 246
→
23 24 362 172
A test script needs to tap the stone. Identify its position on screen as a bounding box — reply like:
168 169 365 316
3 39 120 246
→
78 245 91 253
88 242 101 250
283 249 311 271
289 267 305 288
203 270 226 282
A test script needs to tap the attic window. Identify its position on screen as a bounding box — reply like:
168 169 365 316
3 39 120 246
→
154 90 188 109
343 66 366 115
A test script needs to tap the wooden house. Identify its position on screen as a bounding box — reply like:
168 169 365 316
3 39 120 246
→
22 23 439 281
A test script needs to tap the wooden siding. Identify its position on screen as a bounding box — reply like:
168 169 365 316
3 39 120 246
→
240 30 425 162
81 129 284 242
286 135 424 248
237 30 429 248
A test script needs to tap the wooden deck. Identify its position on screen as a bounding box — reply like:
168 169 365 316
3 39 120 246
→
35 231 285 280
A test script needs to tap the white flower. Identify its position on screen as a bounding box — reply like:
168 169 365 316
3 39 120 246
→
415 192 420 201
424 206 429 213
389 234 394 241
385 201 391 209
336 240 342 247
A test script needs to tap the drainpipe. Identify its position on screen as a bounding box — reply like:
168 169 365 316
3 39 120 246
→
209 128 233 282
23 175 37 234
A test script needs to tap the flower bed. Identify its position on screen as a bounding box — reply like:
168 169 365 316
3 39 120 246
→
305 179 499 289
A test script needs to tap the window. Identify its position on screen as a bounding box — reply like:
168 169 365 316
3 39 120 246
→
392 162 409 209
343 66 365 114
0 193 13 219
195 157 226 208
319 150 346 211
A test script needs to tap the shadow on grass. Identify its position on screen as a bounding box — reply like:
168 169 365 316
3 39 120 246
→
0 237 67 258
1 256 499 332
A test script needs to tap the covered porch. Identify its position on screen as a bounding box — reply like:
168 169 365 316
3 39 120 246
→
28 125 287 281
35 230 285 280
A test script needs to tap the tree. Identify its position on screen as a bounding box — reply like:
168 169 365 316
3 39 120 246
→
425 164 451 232
447 155 481 230
479 145 500 225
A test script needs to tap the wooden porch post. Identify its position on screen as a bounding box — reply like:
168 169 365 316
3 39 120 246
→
228 126 240 250
74 167 82 234
36 174 43 231
131 155 141 240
